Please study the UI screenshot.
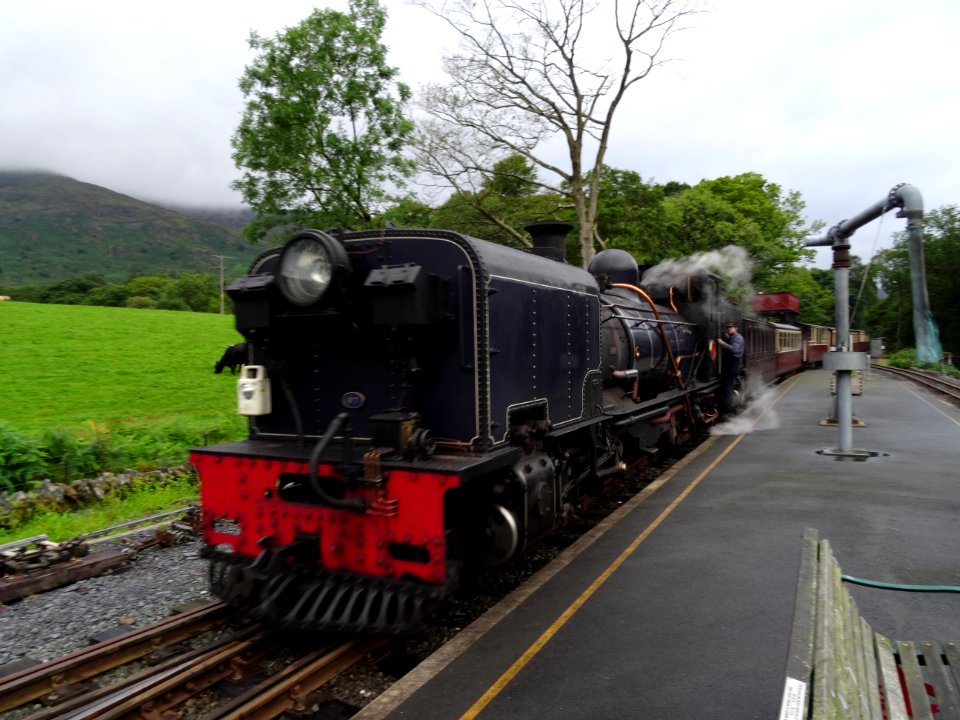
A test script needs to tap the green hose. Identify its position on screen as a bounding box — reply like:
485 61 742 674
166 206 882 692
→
842 574 960 593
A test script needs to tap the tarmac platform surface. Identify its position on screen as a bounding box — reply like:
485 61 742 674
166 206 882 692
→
356 369 960 719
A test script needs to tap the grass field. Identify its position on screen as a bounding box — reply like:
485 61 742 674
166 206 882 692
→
1 302 245 434
0 302 249 491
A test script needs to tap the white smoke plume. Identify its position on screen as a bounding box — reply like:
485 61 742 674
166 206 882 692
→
642 245 755 300
710 375 782 436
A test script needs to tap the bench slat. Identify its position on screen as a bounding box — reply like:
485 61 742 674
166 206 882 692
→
876 634 909 720
844 587 874 718
946 643 960 697
898 640 935 720
922 642 960 720
813 540 838 719
859 616 883 720
898 640 934 720
779 528 818 720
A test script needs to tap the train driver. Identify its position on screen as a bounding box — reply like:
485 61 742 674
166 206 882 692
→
717 321 744 418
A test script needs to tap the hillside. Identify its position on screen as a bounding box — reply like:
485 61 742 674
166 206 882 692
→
0 171 257 284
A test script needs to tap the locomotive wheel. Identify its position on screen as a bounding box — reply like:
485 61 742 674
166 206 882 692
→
467 504 519 566
211 559 257 606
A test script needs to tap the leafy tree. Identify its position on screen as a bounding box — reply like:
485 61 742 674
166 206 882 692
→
764 266 833 326
915 205 960 355
430 187 573 249
0 284 41 302
657 173 815 290
37 273 105 305
483 154 541 198
126 296 159 310
847 256 880 330
373 197 435 229
866 207 960 357
412 0 700 267
868 241 912 351
232 0 414 242
126 275 174 301
159 274 220 313
801 256 878 331
591 167 673 265
695 174 813 288
85 283 132 307
0 272 226 313
422 153 575 249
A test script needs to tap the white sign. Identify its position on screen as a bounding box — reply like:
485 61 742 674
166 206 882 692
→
778 677 808 720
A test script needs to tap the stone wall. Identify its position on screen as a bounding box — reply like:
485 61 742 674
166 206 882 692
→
0 464 197 530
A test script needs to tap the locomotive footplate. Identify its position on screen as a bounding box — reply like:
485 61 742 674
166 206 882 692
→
204 543 456 635
193 440 521 483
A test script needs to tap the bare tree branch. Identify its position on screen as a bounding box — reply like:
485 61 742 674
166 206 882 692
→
410 0 701 265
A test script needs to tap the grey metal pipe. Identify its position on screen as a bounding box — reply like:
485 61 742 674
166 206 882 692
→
804 183 934 456
806 183 923 247
906 214 942 363
834 265 852 452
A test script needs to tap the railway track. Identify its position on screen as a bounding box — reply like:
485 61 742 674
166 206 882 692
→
871 363 960 404
0 434 707 718
0 599 384 719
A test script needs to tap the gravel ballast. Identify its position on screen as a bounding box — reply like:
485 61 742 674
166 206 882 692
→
0 536 211 668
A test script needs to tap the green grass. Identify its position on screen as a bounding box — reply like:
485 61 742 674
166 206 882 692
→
0 300 249 538
0 301 249 493
0 302 245 433
0 476 199 544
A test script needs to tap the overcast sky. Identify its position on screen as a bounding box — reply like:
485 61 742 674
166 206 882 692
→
2 0 957 266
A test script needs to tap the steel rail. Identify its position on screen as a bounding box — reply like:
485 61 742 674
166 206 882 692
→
871 363 960 403
0 600 229 712
206 637 387 720
17 626 262 720
57 631 274 720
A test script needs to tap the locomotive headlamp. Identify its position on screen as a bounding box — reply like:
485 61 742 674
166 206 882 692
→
277 230 350 306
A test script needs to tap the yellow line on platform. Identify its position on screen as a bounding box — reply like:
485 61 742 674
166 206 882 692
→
458 437 743 719
458 375 801 719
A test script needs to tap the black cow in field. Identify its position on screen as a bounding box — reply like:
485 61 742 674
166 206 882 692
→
214 342 248 374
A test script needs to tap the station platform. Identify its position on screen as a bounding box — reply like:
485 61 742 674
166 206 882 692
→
355 368 960 719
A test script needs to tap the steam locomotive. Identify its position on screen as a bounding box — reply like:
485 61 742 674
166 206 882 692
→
189 223 766 634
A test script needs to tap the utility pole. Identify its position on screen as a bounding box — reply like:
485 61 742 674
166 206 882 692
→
212 255 234 314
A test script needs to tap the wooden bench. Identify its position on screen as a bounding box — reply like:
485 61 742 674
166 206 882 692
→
779 528 960 720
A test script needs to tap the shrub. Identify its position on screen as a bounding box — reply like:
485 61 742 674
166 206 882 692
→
886 348 917 368
0 422 44 492
0 414 243 492
126 295 158 309
887 347 960 377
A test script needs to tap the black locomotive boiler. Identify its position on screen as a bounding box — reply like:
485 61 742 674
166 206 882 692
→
190 222 739 633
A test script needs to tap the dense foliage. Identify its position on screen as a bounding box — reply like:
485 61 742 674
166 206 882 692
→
232 0 414 242
1 272 227 313
865 205 960 358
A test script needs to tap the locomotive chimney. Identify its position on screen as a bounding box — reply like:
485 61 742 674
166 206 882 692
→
525 221 573 263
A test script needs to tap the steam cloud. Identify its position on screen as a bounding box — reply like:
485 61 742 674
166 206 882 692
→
642 245 755 299
710 375 782 436
639 244 778 435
